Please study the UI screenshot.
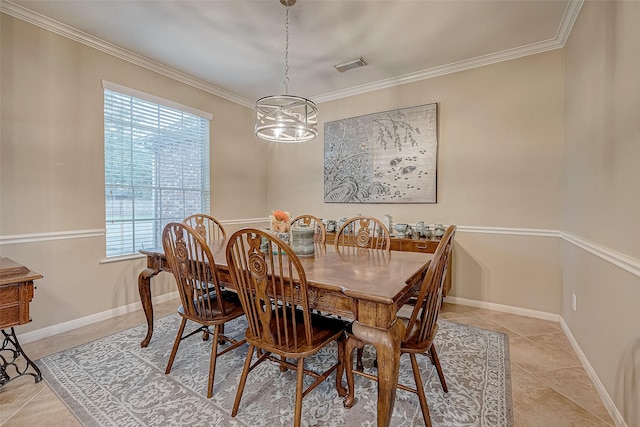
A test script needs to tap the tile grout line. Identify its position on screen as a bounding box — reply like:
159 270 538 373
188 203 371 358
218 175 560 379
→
0 384 48 426
528 369 615 427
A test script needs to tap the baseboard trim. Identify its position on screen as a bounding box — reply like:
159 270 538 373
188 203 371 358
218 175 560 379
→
14 288 628 427
445 297 626 426
559 317 628 427
443 296 560 322
18 291 178 345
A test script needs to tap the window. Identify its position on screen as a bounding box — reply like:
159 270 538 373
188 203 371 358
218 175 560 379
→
103 81 211 258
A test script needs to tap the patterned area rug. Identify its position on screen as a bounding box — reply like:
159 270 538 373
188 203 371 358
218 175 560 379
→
37 314 512 426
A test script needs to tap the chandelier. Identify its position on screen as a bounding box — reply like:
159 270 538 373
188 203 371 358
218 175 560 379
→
255 0 318 143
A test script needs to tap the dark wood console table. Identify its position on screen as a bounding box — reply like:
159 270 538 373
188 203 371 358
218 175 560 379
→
0 257 43 386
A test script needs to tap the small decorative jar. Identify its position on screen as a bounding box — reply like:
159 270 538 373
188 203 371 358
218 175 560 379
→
291 224 315 257
394 223 409 238
434 224 445 238
424 226 433 239
383 214 392 232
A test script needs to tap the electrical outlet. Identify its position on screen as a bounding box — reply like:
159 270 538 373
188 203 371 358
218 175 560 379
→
571 293 577 312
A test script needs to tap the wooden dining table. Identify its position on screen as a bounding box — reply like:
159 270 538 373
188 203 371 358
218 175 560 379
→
138 240 432 427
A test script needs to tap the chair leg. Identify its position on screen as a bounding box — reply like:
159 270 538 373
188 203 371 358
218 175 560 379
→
207 325 221 398
294 357 305 427
165 318 187 374
409 353 432 427
202 324 225 343
279 356 288 372
217 324 226 344
356 347 364 371
343 335 363 408
335 335 347 397
232 344 255 417
429 345 448 393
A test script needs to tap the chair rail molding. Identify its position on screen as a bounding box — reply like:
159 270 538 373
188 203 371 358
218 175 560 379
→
562 231 640 279
457 226 640 279
457 225 560 238
2 223 637 279
0 229 105 245
220 217 270 226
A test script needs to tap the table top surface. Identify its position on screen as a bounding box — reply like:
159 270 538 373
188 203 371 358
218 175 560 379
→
0 257 42 286
141 240 432 305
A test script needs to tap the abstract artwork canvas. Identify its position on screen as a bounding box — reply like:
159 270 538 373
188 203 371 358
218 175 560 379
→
324 103 438 203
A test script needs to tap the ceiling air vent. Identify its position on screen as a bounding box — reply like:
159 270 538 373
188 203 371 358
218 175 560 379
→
333 57 368 73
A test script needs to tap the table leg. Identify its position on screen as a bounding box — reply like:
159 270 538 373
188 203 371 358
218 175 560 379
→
350 318 405 427
138 267 160 347
0 327 42 386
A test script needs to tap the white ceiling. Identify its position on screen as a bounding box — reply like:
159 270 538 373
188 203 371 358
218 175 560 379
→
2 0 581 108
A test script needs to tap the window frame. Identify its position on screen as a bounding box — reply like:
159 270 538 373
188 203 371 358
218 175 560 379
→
102 81 213 260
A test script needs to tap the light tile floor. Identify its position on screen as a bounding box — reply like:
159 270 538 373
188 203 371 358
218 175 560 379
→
0 300 614 426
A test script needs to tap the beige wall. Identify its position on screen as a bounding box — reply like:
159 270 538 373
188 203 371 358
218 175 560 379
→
267 51 565 313
0 14 266 330
562 1 640 425
4 3 639 422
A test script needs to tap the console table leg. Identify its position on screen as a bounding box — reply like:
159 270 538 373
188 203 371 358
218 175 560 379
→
0 327 42 386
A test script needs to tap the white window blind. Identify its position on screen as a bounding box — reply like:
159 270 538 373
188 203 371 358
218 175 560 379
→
104 83 211 258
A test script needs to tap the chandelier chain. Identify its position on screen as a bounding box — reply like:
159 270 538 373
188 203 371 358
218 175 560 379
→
254 0 317 143
283 6 290 94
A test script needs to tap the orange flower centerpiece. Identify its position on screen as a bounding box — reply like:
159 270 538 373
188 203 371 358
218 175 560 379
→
270 210 291 233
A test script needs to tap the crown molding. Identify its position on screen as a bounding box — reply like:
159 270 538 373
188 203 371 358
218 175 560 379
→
315 38 563 103
0 0 254 109
556 0 584 46
2 0 583 107
316 0 583 103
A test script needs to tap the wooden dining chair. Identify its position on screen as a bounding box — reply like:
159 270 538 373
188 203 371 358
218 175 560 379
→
333 215 391 251
225 228 347 427
290 214 327 244
334 215 391 357
343 225 456 427
183 213 230 341
183 213 227 240
162 222 246 398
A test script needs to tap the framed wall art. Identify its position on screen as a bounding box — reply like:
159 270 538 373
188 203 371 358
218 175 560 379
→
324 103 438 204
